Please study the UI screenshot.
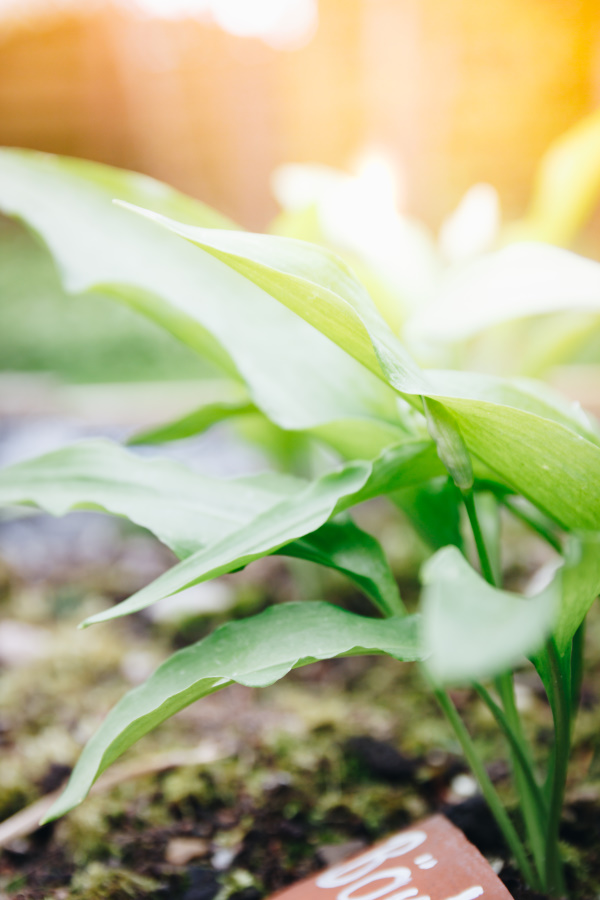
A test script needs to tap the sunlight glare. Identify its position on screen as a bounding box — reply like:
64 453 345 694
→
131 0 318 47
439 183 500 263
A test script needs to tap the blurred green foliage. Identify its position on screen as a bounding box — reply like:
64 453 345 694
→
0 219 212 383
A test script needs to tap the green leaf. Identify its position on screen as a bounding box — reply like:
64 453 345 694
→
279 517 403 617
0 441 408 617
442 397 600 531
6 151 600 532
0 438 440 620
118 201 424 393
423 397 473 491
0 150 402 444
424 369 598 443
554 534 600 656
128 397 257 445
422 547 558 683
392 478 463 551
0 439 306 559
80 440 441 627
42 602 423 821
132 203 600 533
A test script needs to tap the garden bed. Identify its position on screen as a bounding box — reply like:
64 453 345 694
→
2 509 600 900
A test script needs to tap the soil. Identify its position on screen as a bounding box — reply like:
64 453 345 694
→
2 505 600 899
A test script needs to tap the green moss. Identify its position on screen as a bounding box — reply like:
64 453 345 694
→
55 797 124 866
216 868 262 900
69 862 162 899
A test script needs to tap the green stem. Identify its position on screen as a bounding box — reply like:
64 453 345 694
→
464 488 547 887
474 683 547 823
544 640 570 895
476 680 547 881
571 621 586 720
431 683 539 890
379 503 537 884
462 490 496 585
496 670 549 880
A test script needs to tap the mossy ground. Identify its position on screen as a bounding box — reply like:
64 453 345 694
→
2 510 600 899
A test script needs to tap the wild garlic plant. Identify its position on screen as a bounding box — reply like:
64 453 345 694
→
2 150 600 895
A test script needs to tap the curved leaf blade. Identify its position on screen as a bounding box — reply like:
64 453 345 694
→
0 439 439 620
422 546 557 683
554 534 600 656
42 602 423 821
0 439 306 559
280 517 403 617
81 440 440 626
0 150 401 437
131 204 600 532
392 478 463 551
117 201 424 392
128 397 257 445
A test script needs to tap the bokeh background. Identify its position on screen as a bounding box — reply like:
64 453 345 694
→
3 0 600 397
2 0 600 228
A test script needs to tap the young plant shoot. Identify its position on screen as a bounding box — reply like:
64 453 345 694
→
2 149 600 896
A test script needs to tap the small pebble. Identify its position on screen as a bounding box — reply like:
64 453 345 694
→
0 620 50 667
212 847 237 870
450 773 478 799
165 837 210 866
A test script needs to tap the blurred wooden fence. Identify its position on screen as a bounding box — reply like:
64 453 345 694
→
0 0 599 228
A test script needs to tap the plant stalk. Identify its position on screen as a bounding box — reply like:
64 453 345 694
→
544 640 570 895
462 490 496 585
570 621 586 719
474 683 547 824
464 488 548 887
431 683 539 889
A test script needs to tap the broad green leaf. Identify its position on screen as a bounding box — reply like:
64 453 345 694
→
278 517 403 617
0 439 306 559
5 151 600 532
128 201 598 437
0 438 440 622
133 204 600 532
80 440 442 626
0 440 409 617
422 547 557 683
424 369 598 444
423 397 473 491
43 602 423 821
554 534 600 656
392 478 463 551
118 201 424 392
443 398 600 531
128 397 257 445
334 441 444 510
0 150 402 441
270 160 440 322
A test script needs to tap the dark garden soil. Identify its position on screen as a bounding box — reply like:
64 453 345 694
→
2 511 600 900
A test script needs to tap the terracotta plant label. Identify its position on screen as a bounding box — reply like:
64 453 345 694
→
272 815 512 900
